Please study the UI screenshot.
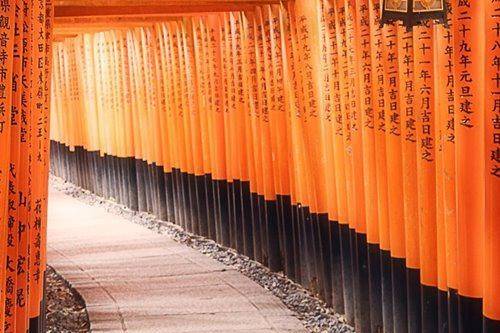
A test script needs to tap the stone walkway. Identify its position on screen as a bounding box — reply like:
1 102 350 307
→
47 187 307 333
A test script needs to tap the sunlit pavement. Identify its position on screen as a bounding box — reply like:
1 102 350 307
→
47 187 306 333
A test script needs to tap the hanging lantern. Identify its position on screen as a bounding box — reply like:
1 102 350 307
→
380 0 448 29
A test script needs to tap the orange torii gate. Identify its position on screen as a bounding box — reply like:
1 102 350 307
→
1 0 499 333
0 0 53 332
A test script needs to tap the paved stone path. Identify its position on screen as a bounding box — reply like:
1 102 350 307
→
47 187 307 333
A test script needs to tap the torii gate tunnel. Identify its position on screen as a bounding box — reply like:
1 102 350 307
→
0 0 499 332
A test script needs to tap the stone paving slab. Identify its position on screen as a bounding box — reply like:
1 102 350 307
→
47 187 307 333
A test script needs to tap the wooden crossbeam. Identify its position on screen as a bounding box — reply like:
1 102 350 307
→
54 15 185 37
54 26 146 35
55 15 183 26
53 34 78 42
53 0 283 37
54 15 182 30
55 0 281 6
55 1 282 17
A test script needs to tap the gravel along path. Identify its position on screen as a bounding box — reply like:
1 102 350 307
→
45 266 90 333
50 175 355 333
